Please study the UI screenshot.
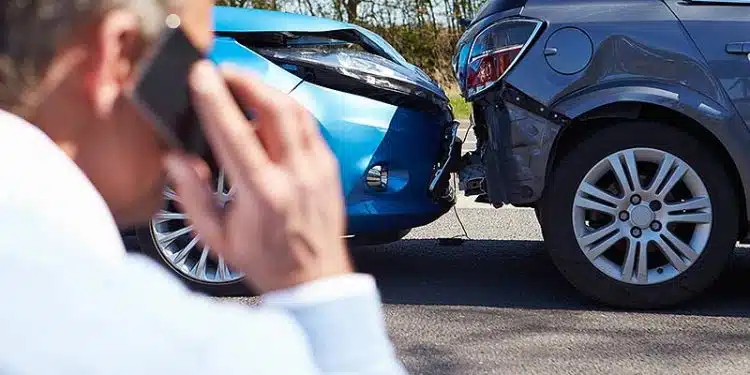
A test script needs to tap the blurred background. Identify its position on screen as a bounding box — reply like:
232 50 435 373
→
215 0 486 119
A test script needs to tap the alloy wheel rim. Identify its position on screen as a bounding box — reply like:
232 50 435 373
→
150 170 245 284
572 148 712 285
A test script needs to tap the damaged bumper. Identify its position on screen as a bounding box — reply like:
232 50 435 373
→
342 112 462 233
458 84 566 206
429 120 463 204
212 7 460 233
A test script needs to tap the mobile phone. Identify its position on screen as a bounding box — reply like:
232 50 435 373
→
130 20 210 157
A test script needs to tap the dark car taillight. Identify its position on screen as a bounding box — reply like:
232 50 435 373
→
464 18 543 98
467 44 523 92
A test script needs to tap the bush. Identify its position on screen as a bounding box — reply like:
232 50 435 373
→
366 24 462 89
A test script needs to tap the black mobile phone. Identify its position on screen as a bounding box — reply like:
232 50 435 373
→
130 20 210 157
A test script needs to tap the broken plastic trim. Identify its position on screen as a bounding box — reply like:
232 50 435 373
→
465 83 566 206
500 84 570 126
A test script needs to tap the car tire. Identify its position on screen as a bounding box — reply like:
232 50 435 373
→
349 229 412 247
540 121 738 309
132 169 253 297
135 226 252 297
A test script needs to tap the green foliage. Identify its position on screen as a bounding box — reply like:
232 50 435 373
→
366 24 462 88
215 0 275 9
215 0 250 7
449 92 472 120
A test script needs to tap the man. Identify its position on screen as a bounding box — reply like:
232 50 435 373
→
0 1 406 374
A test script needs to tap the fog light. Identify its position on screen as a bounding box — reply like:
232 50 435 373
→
366 165 389 191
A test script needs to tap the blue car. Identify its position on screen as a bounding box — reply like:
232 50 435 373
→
127 6 461 295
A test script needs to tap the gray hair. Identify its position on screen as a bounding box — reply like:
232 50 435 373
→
0 0 180 111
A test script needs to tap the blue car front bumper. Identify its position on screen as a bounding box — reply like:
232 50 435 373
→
210 9 461 236
289 82 460 234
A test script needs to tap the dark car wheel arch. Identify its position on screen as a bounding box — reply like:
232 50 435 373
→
543 100 748 240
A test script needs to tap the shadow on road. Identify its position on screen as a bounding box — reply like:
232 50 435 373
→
351 239 750 318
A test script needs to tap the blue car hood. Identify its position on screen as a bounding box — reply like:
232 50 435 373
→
213 6 446 99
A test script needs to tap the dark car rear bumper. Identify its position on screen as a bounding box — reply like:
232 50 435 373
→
458 85 567 206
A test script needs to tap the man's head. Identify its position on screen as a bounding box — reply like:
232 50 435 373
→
0 0 214 227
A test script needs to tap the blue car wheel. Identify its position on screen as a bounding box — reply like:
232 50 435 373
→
135 171 250 296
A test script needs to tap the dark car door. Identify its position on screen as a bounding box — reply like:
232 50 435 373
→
665 0 750 126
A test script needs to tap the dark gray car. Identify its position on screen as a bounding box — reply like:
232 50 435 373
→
453 0 750 308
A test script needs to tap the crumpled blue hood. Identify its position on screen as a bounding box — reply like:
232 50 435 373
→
212 6 446 99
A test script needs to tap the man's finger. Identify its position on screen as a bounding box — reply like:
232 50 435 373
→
164 153 225 251
182 154 212 183
189 61 267 182
221 64 306 162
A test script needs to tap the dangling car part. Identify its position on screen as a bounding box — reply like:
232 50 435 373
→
453 0 749 308
124 6 461 296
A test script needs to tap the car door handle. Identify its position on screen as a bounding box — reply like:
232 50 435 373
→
726 42 750 54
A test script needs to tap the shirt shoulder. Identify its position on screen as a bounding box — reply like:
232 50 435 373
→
0 112 315 374
0 110 125 261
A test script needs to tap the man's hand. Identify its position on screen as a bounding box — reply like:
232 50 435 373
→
165 61 353 293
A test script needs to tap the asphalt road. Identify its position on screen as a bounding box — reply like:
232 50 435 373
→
369 207 750 375
227 204 750 374
219 123 750 374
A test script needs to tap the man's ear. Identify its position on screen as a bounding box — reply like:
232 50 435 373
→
84 10 143 117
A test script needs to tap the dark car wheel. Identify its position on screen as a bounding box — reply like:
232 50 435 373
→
540 121 738 309
135 170 251 297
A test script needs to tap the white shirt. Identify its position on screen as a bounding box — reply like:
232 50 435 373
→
0 110 407 375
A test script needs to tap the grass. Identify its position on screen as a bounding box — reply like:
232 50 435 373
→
448 91 471 120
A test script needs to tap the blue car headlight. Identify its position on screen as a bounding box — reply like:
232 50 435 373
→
257 45 450 113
